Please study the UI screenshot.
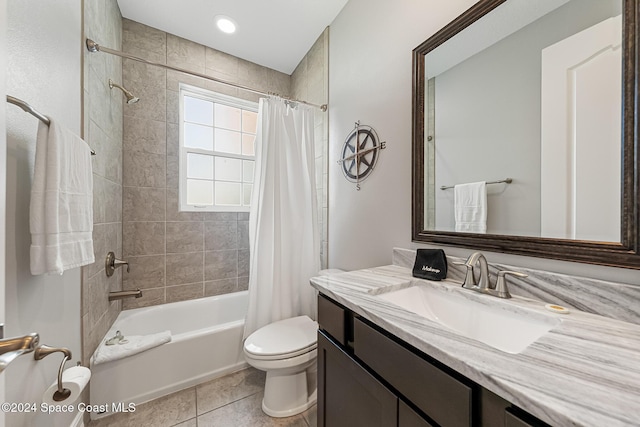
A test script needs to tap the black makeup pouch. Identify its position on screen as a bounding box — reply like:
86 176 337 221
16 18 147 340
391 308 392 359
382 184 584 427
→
412 249 448 281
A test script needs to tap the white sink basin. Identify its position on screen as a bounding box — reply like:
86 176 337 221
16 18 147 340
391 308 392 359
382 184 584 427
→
377 283 561 354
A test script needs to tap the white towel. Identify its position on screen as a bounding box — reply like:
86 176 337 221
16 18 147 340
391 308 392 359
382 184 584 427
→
92 331 172 366
454 181 487 233
30 120 94 275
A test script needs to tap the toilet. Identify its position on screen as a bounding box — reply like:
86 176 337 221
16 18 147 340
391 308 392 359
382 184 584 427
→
243 269 344 417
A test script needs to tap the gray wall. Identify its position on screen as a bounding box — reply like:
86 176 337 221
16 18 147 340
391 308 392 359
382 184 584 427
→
5 0 82 425
433 0 621 235
328 0 640 287
120 19 292 309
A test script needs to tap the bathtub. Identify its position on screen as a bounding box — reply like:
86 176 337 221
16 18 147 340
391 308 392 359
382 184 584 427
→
89 291 249 419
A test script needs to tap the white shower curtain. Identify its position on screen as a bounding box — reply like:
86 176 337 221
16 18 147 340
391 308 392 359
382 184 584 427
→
243 97 320 338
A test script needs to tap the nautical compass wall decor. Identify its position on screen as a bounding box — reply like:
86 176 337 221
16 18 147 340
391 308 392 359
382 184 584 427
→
338 121 386 190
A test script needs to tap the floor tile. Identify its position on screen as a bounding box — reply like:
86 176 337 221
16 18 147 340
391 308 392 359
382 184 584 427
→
302 405 317 427
89 387 196 427
196 367 265 415
197 392 308 427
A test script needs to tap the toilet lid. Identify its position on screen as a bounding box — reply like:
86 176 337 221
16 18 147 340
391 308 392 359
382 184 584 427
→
244 316 318 359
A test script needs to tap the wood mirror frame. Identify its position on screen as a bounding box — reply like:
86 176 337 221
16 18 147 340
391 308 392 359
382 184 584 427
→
412 0 639 269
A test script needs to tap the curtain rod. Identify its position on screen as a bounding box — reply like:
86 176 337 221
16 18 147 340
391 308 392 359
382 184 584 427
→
86 39 328 112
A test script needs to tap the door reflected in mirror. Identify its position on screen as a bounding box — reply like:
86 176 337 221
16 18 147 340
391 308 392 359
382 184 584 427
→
422 0 622 242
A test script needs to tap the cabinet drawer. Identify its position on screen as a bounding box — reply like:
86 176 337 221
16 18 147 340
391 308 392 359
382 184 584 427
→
354 318 473 427
505 408 549 427
318 294 347 345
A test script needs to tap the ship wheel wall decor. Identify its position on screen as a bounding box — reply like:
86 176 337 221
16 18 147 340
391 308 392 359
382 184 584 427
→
338 121 386 190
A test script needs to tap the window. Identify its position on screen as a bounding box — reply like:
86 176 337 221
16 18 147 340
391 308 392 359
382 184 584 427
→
179 85 258 212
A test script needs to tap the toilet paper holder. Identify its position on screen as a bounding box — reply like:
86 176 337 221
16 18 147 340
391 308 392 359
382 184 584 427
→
34 345 73 402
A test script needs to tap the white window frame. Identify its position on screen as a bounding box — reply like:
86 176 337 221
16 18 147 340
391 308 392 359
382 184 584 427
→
179 84 258 212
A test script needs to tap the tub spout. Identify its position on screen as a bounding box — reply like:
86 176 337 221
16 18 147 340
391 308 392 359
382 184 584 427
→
109 290 142 301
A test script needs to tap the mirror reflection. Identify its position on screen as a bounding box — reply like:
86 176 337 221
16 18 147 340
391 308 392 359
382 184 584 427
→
422 0 622 242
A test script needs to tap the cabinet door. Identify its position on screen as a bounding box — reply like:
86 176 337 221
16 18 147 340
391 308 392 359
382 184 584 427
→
354 318 472 427
399 401 434 427
317 331 397 427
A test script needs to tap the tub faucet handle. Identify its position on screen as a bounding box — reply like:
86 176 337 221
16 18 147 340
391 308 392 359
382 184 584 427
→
106 252 129 277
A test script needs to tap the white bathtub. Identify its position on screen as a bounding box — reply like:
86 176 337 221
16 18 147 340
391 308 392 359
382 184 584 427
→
90 291 248 419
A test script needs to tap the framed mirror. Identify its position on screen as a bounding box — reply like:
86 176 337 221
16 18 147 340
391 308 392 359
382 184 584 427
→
412 0 639 268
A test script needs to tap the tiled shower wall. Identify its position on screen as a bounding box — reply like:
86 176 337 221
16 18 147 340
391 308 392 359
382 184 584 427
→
82 0 124 363
120 19 295 309
291 29 330 269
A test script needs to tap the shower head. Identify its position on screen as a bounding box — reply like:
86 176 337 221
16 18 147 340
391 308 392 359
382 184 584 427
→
108 79 140 104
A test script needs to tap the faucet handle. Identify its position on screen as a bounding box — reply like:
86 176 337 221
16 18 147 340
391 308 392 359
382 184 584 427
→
105 252 130 277
453 261 477 289
494 270 528 299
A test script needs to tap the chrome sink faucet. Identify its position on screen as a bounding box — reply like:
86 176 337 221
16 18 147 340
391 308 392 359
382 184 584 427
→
456 252 527 299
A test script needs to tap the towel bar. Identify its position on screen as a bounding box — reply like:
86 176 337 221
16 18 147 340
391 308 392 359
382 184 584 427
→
6 95 96 155
440 178 512 190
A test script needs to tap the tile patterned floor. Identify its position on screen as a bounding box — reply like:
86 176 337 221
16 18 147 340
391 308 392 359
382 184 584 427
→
89 368 317 427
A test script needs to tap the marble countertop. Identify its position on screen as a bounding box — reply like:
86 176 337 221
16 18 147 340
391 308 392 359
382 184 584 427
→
311 265 640 427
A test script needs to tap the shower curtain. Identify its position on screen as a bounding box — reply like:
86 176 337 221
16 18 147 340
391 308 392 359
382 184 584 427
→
243 97 320 338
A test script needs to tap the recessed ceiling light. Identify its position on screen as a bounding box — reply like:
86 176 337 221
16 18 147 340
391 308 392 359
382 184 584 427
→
215 15 237 34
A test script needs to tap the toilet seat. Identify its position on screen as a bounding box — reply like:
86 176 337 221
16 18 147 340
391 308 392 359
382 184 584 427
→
244 315 318 360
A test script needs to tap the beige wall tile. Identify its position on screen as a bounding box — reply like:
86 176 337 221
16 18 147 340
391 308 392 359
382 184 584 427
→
203 212 238 222
166 283 204 303
123 58 166 88
122 83 166 122
205 221 237 251
123 151 166 188
166 89 179 124
166 155 179 189
237 220 249 249
166 123 179 157
122 287 165 310
123 255 166 290
89 70 112 133
204 278 238 297
123 222 165 256
237 58 268 89
166 188 203 221
238 276 249 291
267 68 291 97
166 222 204 253
238 249 250 278
123 187 166 222
124 115 166 155
166 69 209 92
87 271 110 330
123 18 166 63
205 250 238 281
166 252 204 286
205 48 239 78
167 34 206 73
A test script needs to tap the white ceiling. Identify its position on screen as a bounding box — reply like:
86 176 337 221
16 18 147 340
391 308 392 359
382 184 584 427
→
117 0 349 75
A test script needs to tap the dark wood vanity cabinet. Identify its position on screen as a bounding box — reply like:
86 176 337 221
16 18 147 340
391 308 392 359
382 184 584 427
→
317 294 550 427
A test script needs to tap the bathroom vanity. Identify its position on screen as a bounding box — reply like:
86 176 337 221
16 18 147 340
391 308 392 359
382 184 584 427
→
311 265 640 427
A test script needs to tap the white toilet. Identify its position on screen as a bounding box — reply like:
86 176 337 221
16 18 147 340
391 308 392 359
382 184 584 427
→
243 269 344 418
